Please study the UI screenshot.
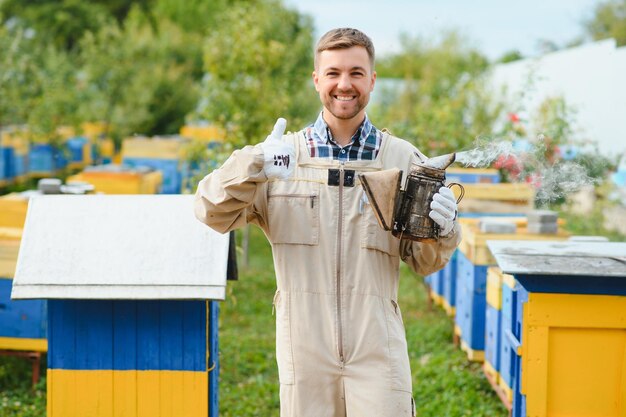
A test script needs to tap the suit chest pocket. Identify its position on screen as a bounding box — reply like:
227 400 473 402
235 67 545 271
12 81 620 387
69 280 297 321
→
267 181 320 245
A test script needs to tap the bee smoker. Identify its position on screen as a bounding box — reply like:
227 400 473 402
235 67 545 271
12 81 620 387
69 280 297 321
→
359 153 464 242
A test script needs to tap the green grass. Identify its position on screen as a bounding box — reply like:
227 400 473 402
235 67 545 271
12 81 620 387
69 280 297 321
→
0 225 507 416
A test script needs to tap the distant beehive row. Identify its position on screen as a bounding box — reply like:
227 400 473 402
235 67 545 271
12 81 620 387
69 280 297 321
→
0 123 225 194
424 167 626 417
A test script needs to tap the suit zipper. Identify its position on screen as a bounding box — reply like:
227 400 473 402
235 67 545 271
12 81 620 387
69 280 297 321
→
337 163 345 365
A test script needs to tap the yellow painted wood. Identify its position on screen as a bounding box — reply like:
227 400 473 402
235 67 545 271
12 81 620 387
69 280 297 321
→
0 195 29 228
486 267 503 310
67 170 162 195
483 360 500 385
442 299 455 317
113 371 136 417
447 167 500 176
522 293 626 417
180 125 225 143
430 291 444 307
0 227 22 278
452 183 534 200
0 337 47 352
121 137 186 160
497 378 513 403
460 340 485 362
502 272 516 289
459 222 570 265
48 370 208 417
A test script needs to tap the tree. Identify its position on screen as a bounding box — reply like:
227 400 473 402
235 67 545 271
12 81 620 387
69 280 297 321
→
371 31 502 156
195 0 318 148
585 0 626 46
0 0 156 51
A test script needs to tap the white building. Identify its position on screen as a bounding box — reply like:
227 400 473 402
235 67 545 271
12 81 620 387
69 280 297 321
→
489 38 626 159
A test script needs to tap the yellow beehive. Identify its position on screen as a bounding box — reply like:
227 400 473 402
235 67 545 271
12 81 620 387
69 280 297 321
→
452 183 535 214
180 124 225 142
121 136 187 160
67 168 163 195
459 218 570 265
0 193 29 228
521 293 626 417
0 227 22 278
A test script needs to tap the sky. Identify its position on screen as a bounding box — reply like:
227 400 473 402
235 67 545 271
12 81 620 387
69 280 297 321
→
284 0 603 60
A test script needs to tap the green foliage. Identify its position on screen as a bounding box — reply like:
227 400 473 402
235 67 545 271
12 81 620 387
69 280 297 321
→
196 0 318 147
370 31 503 156
585 0 626 46
77 14 201 142
0 357 46 417
0 0 155 51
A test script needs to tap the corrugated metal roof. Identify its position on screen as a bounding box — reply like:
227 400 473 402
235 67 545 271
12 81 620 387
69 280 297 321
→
486 240 626 277
12 195 229 300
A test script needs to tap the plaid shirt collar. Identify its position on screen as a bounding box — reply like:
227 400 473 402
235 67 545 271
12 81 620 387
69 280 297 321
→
312 111 375 148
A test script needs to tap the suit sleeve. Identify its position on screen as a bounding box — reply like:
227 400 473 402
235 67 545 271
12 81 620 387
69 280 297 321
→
194 144 269 234
399 223 462 276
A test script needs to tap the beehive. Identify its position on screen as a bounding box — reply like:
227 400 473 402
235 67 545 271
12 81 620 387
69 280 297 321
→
67 165 163 194
122 136 187 194
488 240 626 417
12 195 232 416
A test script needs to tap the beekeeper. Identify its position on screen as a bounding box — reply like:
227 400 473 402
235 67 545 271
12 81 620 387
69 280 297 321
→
195 28 461 417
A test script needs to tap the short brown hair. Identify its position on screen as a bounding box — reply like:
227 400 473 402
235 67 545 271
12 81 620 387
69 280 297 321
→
315 28 375 70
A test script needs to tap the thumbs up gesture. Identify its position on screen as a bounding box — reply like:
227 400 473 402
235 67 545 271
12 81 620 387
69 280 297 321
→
260 118 295 180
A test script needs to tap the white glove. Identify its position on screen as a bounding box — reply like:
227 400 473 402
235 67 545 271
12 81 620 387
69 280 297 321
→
259 118 295 180
429 186 457 237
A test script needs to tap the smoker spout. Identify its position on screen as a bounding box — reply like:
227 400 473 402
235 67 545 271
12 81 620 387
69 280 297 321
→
423 153 456 170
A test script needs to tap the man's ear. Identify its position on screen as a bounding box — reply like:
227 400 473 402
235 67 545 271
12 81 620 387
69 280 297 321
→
370 70 377 92
312 70 319 92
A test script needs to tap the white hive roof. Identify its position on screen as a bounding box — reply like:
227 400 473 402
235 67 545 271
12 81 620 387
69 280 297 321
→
12 195 230 300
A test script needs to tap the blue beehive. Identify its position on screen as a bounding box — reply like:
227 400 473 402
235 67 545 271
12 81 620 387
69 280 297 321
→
454 250 488 359
123 157 181 194
29 144 67 176
12 195 233 417
488 240 626 417
441 250 458 316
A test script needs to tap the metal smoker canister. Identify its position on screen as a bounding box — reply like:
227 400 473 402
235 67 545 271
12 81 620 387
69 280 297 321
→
392 164 464 242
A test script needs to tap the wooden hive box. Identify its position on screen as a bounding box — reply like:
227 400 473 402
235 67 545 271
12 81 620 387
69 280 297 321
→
488 240 626 417
12 195 234 417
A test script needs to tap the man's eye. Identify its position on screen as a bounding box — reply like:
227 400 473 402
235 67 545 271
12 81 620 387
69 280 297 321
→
352 72 364 77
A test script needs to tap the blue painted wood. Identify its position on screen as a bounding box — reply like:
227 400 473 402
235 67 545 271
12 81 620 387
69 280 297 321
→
137 300 161 370
0 278 47 339
49 300 77 369
49 300 207 371
442 250 458 307
515 274 626 296
209 301 219 417
122 157 181 194
485 305 501 371
500 281 517 388
113 301 137 370
75 300 113 370
455 251 488 350
160 300 184 371
183 301 206 372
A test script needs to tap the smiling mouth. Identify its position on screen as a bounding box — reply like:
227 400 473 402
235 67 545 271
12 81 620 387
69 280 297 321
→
333 95 356 102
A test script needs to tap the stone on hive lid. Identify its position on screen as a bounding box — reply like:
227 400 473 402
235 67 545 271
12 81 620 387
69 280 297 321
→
479 219 517 234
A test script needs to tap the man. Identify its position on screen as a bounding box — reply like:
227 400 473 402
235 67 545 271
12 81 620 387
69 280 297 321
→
195 28 461 417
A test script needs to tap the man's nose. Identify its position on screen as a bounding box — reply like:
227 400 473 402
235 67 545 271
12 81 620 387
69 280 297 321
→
337 73 352 90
